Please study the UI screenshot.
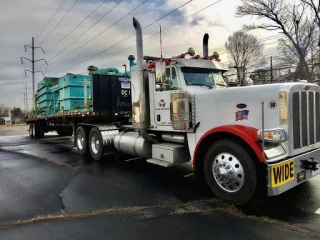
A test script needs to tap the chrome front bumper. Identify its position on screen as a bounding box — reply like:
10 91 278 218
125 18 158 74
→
267 148 320 196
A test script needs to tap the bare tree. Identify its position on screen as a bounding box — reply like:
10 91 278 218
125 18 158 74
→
277 31 318 80
236 0 317 82
225 31 265 86
301 0 320 46
0 104 10 117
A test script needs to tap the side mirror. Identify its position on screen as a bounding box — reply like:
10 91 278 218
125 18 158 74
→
156 84 166 91
155 61 166 83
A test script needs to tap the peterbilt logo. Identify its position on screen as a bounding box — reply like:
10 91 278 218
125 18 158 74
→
158 99 166 107
236 103 247 109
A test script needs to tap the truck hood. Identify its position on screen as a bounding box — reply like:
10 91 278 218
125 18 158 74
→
193 82 318 137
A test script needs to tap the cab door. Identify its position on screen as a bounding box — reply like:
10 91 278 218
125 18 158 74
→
154 66 180 126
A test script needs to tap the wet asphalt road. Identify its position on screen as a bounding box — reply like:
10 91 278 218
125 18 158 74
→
0 134 320 239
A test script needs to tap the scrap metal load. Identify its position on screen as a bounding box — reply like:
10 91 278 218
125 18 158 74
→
33 58 136 119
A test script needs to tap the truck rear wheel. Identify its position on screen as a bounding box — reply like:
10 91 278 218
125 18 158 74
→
29 124 34 138
76 126 87 156
89 127 103 161
34 122 41 139
204 139 257 205
34 122 44 139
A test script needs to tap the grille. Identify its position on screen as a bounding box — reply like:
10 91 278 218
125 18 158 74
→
292 91 320 149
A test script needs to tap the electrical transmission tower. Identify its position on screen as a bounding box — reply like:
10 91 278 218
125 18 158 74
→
21 37 48 110
21 82 31 118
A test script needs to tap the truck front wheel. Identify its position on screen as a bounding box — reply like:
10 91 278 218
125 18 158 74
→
204 139 257 205
89 127 103 161
76 126 87 156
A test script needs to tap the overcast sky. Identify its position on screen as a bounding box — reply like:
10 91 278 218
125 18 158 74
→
0 0 280 109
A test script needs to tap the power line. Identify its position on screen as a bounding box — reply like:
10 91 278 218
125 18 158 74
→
35 0 67 40
208 35 283 54
81 0 269 70
49 0 148 66
38 0 80 47
47 0 125 63
85 29 282 75
45 0 109 53
38 0 109 78
21 38 48 111
49 0 194 76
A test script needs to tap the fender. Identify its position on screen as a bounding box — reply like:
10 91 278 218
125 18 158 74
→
192 125 266 168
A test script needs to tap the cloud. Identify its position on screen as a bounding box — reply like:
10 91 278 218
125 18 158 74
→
0 0 280 108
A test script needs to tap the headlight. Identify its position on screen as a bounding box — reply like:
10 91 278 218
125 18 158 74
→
257 129 287 142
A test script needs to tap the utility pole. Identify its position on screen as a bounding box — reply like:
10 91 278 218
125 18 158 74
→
21 37 48 111
23 82 29 118
270 56 273 83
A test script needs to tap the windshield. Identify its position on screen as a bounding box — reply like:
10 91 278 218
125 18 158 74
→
181 67 226 88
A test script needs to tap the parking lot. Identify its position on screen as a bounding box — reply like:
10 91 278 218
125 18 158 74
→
0 125 320 239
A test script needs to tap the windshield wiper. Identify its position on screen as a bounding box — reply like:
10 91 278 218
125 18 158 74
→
189 83 213 89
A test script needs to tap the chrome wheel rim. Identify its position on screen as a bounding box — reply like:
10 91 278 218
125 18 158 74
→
77 132 85 150
90 134 100 155
212 152 245 192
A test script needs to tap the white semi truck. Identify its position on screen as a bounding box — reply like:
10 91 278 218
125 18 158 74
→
30 17 320 204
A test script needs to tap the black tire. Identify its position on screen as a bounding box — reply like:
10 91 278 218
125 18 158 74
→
75 126 87 156
40 124 45 138
29 124 34 138
34 122 41 139
204 140 257 205
88 127 103 161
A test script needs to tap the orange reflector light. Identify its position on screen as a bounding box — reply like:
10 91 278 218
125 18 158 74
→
191 55 201 59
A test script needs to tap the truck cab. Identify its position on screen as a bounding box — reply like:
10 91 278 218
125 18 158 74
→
145 58 228 132
117 17 320 205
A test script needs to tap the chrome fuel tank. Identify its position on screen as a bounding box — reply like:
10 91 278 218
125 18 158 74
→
114 131 152 159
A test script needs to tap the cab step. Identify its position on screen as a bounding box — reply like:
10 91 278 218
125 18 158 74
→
146 158 174 167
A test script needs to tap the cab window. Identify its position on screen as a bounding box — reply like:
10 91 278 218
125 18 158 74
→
165 67 179 90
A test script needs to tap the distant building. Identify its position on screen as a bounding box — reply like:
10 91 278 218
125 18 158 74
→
1 117 12 125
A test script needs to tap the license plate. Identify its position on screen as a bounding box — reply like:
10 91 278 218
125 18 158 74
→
312 164 320 176
271 159 295 187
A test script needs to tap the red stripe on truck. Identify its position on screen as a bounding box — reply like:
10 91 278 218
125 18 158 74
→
192 125 266 168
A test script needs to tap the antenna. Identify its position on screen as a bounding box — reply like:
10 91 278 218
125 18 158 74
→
160 24 163 61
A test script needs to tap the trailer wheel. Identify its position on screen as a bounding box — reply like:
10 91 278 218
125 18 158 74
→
34 122 42 138
89 127 103 161
204 139 257 205
40 124 45 138
34 122 44 139
76 126 87 156
29 124 34 138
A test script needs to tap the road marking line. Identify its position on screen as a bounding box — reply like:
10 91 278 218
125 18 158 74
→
315 208 320 215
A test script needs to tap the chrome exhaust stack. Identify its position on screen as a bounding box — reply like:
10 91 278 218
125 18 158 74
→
133 17 155 143
203 33 209 58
